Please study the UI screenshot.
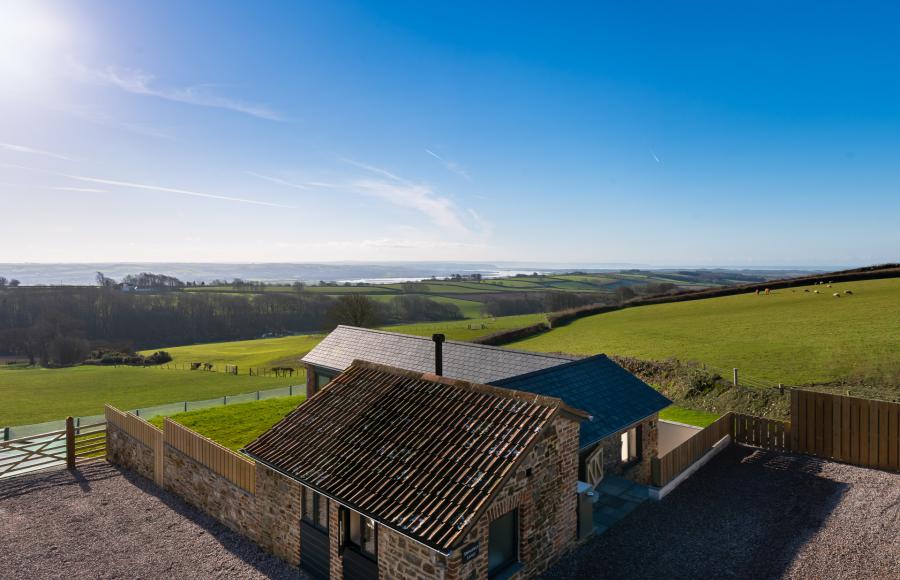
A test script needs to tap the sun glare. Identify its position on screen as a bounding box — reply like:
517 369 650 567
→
0 1 68 86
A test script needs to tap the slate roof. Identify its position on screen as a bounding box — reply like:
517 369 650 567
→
243 361 587 554
491 355 672 448
302 325 577 384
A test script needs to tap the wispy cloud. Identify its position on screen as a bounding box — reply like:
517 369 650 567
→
64 108 173 139
73 63 283 121
425 148 470 179
65 174 294 208
50 185 108 193
342 159 477 233
245 171 315 191
3 162 292 208
0 142 69 160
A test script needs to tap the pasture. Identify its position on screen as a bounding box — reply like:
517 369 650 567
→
0 365 297 427
514 278 900 386
149 395 306 451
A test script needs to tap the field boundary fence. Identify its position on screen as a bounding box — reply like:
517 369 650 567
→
1 416 105 479
3 383 305 441
148 362 302 378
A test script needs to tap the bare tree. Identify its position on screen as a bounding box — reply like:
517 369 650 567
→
328 294 380 328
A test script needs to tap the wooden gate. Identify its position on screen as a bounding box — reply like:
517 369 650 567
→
0 418 106 479
791 389 900 471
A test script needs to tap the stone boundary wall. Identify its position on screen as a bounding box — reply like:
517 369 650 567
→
104 406 302 566
106 422 156 483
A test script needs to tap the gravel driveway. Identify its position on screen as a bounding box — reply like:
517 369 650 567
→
0 462 303 579
546 445 900 579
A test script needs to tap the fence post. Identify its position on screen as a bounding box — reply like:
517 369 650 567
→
223 396 227 406
2 426 8 441
778 383 784 395
733 368 739 387
65 417 76 470
290 384 293 396
184 401 188 412
257 390 260 400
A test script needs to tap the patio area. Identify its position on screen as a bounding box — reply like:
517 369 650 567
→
592 474 649 534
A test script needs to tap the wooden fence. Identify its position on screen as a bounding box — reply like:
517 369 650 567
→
652 412 733 487
791 389 900 471
105 405 164 486
731 413 791 452
164 418 256 493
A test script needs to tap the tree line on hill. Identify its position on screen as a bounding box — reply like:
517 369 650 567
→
0 287 462 367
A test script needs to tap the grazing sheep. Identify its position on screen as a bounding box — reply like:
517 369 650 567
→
845 290 853 295
827 284 832 288
833 293 840 297
814 290 820 294
804 289 810 293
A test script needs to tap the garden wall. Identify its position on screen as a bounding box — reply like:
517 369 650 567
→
104 405 302 565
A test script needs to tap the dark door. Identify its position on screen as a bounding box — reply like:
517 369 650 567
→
300 521 330 579
300 490 330 579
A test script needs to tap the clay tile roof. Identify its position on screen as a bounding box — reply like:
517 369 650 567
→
301 325 577 384
243 360 586 553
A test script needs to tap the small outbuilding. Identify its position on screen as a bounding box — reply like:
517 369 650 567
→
244 360 589 580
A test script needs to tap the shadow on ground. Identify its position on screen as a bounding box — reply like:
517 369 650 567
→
544 446 848 579
0 461 301 579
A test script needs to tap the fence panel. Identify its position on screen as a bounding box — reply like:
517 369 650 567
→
105 405 163 485
164 419 255 493
790 389 900 471
652 412 732 487
731 414 790 452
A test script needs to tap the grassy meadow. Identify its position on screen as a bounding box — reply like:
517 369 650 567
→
149 395 306 451
0 365 297 426
515 278 900 386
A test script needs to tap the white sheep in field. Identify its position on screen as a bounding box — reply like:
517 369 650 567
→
814 290 820 294
833 292 840 297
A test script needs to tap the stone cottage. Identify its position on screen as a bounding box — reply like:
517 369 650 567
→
300 326 671 486
244 360 590 579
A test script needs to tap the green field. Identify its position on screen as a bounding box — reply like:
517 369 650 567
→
0 365 297 426
515 278 900 386
659 406 720 427
383 313 547 341
145 334 324 369
149 395 306 451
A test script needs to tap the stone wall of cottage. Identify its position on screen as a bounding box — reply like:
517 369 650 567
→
584 413 659 486
106 423 155 482
378 527 449 580
363 414 580 580
106 425 303 566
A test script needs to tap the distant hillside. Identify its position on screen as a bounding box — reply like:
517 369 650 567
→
513 277 900 387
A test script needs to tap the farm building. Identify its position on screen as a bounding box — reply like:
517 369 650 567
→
301 326 671 487
244 361 589 579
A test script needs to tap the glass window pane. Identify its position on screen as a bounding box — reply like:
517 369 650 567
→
488 510 517 576
620 431 629 462
303 489 314 522
350 512 362 547
363 517 376 555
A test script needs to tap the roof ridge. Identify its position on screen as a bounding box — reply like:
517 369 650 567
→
346 359 590 419
333 324 578 361
490 353 609 385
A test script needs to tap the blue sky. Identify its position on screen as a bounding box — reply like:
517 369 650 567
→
1 1 898 266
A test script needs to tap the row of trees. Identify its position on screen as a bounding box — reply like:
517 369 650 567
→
0 277 21 287
0 287 461 367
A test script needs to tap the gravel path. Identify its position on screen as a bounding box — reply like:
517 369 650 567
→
0 462 303 579
545 445 900 579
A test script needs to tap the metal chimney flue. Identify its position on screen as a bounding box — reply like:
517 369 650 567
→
432 333 445 376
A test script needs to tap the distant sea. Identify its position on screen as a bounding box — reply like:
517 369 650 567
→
0 262 603 286
0 262 827 286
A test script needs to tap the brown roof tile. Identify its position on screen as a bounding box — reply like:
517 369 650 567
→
244 360 585 553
